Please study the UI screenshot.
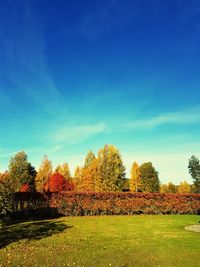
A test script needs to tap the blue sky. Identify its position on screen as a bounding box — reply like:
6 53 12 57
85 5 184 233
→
0 0 200 183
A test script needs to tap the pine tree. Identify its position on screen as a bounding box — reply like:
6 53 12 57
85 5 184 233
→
140 162 160 192
188 155 200 193
130 162 141 192
8 151 36 192
35 156 52 192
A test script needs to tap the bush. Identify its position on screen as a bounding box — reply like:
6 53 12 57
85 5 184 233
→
49 192 200 216
8 192 200 221
0 180 14 227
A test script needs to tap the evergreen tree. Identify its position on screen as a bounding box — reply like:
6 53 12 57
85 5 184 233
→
130 162 141 192
35 156 52 192
140 162 160 192
188 155 200 193
8 151 36 192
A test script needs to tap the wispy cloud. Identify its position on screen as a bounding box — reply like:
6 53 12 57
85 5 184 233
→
126 107 200 130
52 122 106 145
0 2 64 115
0 147 43 159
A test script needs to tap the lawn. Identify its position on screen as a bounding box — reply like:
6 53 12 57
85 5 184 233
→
0 215 200 267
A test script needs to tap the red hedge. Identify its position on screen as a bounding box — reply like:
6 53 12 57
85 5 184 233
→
13 192 200 216
49 192 200 216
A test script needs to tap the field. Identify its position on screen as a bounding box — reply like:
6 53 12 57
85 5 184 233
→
0 215 200 267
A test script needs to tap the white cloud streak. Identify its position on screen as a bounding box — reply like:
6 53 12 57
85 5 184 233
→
126 107 200 130
52 122 106 145
0 2 64 115
0 147 43 159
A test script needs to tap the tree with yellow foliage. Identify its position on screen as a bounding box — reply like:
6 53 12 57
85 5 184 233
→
55 163 72 181
160 182 177 193
74 151 98 191
96 145 126 192
35 156 52 192
130 162 141 192
73 166 83 191
82 159 98 191
177 181 191 194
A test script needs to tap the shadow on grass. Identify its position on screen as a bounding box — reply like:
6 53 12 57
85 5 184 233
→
0 219 72 249
9 207 63 222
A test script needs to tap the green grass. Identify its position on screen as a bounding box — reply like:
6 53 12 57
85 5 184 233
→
0 215 200 267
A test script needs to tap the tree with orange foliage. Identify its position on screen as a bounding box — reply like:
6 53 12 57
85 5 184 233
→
74 151 98 192
0 171 9 183
82 158 98 191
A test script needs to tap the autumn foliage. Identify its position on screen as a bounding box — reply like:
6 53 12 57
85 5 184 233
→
49 192 200 216
19 183 31 192
49 172 74 192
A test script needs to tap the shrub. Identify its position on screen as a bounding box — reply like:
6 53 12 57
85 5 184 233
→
0 179 14 227
49 192 200 216
8 192 200 220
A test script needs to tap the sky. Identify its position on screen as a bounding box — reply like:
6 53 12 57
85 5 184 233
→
0 0 200 184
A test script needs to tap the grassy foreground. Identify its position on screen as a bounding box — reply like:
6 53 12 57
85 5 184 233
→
0 215 200 267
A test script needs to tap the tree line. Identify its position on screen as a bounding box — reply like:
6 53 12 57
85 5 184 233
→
0 145 199 194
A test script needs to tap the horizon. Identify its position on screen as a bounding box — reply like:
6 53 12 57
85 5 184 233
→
0 0 200 183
